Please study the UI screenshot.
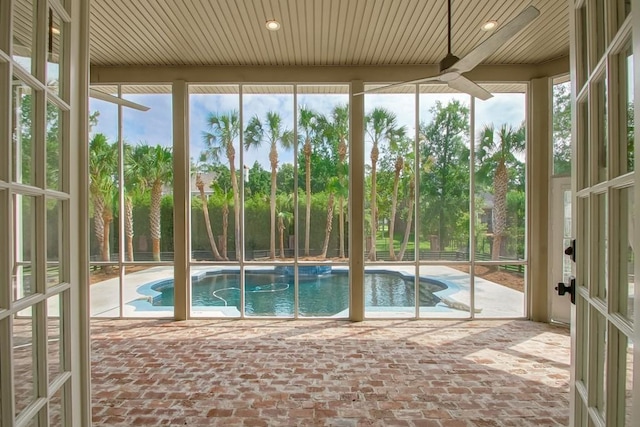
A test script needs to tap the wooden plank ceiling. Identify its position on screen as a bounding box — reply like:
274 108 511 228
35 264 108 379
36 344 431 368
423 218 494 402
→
89 0 568 68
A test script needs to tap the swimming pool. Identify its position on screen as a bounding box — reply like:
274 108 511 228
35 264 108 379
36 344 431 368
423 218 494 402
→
152 271 448 317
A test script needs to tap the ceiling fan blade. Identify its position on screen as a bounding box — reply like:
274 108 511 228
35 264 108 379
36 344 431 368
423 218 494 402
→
90 89 151 111
447 75 492 100
353 75 440 96
449 5 540 73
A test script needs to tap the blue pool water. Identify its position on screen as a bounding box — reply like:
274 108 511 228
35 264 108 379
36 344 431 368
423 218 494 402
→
153 271 447 317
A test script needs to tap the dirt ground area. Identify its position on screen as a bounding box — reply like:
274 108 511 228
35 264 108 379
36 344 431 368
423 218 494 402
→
452 265 524 292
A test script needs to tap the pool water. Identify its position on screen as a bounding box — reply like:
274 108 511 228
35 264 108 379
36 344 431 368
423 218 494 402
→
154 272 446 317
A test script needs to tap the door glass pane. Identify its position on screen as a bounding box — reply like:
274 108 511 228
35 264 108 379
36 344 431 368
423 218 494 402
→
46 100 62 190
419 90 471 262
594 77 608 183
418 265 471 319
594 193 608 300
12 77 35 186
298 266 349 318
12 0 36 74
593 0 606 63
190 266 241 318
47 198 63 287
124 265 174 318
591 309 607 417
475 264 525 318
14 194 37 301
616 187 634 323
553 80 572 176
243 85 294 261
49 384 66 426
46 7 64 98
47 294 64 383
563 190 573 284
622 45 634 173
577 7 589 90
364 85 414 263
624 341 633 427
577 295 589 384
188 85 241 262
13 314 36 418
577 99 589 190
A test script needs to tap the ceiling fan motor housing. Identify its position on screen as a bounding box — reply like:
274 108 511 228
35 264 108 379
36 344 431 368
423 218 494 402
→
440 53 460 72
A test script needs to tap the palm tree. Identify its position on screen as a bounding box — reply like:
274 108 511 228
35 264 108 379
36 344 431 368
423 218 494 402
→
123 143 140 262
320 178 342 258
321 104 349 258
276 193 294 259
299 106 318 257
89 133 117 262
365 108 405 261
388 136 411 260
135 144 174 261
245 111 294 259
203 111 241 260
477 123 525 260
195 171 224 261
212 182 234 260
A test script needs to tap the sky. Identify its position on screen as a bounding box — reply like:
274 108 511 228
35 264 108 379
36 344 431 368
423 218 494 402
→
89 87 525 170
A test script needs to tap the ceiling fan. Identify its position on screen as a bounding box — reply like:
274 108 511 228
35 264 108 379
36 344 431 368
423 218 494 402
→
355 1 540 99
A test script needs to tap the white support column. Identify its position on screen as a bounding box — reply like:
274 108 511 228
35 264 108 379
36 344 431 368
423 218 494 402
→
349 81 365 321
528 77 551 322
172 80 189 320
70 0 92 423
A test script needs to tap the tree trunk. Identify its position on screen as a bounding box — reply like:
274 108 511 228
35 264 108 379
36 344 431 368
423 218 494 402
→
227 144 241 261
125 196 134 261
368 142 379 261
321 193 335 258
492 161 508 260
269 143 278 259
222 203 229 260
304 139 312 257
389 156 403 261
279 217 285 259
101 206 112 262
196 174 223 261
150 181 163 261
92 196 105 259
398 177 415 261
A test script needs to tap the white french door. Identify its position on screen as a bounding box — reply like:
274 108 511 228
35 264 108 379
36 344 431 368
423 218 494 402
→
1 0 89 425
550 176 572 324
570 0 639 425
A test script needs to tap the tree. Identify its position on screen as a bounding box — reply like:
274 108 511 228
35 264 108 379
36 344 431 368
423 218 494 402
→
320 178 341 258
321 104 349 258
135 144 174 261
245 161 270 196
477 123 526 260
299 106 320 256
420 100 470 251
387 136 412 260
202 110 241 260
212 182 234 260
276 193 294 259
123 143 143 261
365 108 406 261
244 111 294 259
89 134 118 262
193 165 224 261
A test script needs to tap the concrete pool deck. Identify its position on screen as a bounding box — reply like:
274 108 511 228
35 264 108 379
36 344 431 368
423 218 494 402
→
87 265 524 318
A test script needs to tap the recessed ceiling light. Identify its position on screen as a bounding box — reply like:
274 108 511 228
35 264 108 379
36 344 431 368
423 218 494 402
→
265 20 281 31
481 20 498 31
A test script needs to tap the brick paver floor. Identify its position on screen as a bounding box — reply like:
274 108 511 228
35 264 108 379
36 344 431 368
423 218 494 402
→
91 319 570 426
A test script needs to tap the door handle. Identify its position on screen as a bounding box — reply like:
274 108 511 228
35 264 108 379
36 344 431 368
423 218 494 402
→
556 276 576 305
